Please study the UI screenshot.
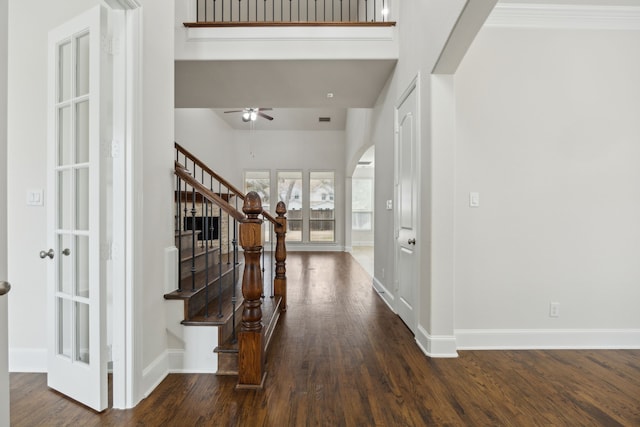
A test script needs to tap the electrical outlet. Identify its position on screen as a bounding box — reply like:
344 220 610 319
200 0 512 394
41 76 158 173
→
549 302 560 318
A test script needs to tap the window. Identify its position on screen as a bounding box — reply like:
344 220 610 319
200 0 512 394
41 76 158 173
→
310 171 335 242
277 171 302 242
244 170 270 242
352 178 373 231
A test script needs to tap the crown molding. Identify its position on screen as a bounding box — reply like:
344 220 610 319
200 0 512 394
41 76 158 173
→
486 3 640 30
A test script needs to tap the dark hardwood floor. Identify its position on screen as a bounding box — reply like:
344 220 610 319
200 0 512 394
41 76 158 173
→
10 252 640 426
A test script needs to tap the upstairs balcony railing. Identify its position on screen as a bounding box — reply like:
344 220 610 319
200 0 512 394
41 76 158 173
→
189 0 393 25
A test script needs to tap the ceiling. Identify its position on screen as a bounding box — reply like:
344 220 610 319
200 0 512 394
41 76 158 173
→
175 59 396 131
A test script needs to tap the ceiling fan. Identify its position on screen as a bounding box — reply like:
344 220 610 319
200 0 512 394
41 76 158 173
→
224 107 274 122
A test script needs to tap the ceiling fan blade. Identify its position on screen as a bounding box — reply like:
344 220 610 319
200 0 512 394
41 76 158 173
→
258 108 273 111
258 112 274 121
224 110 244 114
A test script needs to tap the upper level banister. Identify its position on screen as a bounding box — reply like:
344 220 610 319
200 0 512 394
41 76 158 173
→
175 161 247 222
183 21 396 27
189 0 393 24
175 142 246 200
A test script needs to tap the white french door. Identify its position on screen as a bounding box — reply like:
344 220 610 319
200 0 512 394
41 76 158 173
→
395 81 419 334
46 5 110 412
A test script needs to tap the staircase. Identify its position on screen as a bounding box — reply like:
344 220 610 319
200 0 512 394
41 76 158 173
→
165 142 287 388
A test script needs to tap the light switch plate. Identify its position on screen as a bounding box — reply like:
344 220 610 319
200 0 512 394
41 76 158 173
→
469 192 480 207
386 200 393 210
27 189 44 206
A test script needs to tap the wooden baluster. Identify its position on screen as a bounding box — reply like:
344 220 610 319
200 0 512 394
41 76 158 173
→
238 191 266 388
274 201 287 311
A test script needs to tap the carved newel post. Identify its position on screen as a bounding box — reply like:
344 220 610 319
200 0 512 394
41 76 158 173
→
238 191 265 388
274 201 287 311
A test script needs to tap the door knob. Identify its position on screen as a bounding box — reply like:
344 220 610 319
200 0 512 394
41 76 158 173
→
408 238 416 245
0 281 10 296
39 249 55 259
62 248 71 256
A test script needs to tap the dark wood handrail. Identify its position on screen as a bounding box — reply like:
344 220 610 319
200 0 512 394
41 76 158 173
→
175 142 246 201
176 142 280 226
175 161 247 222
260 210 278 226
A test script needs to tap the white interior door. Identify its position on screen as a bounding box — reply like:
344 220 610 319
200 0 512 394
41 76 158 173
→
395 83 419 333
46 5 110 412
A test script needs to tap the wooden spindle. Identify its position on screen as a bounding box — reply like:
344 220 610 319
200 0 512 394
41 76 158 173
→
238 191 266 388
274 201 287 311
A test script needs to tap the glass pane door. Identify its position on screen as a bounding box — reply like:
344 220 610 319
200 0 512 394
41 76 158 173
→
55 29 91 365
47 5 108 412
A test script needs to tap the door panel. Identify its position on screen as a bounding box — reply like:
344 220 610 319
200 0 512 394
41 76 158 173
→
396 84 419 333
46 5 108 412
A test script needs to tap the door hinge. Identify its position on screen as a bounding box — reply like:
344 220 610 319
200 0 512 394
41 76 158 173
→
101 35 120 56
101 242 119 261
103 140 121 158
111 140 121 158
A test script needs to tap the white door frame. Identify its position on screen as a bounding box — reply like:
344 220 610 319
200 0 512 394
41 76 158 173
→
1 0 9 423
394 74 421 332
104 0 141 410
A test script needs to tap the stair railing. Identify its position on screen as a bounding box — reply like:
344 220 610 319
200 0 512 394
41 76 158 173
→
175 142 287 388
189 0 393 24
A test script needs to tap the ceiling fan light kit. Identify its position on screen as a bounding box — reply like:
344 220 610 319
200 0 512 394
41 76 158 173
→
225 107 274 122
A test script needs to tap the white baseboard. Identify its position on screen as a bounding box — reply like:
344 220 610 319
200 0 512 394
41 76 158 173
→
352 241 374 247
455 329 640 350
9 348 47 372
167 349 218 374
455 328 640 350
344 246 353 253
416 326 458 358
372 276 395 312
141 351 169 399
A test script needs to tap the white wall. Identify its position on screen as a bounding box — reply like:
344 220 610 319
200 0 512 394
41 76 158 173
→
371 0 467 356
175 109 236 182
345 108 373 175
137 0 175 400
454 27 640 348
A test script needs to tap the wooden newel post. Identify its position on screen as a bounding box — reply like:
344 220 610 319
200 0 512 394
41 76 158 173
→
238 191 265 388
274 201 287 311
